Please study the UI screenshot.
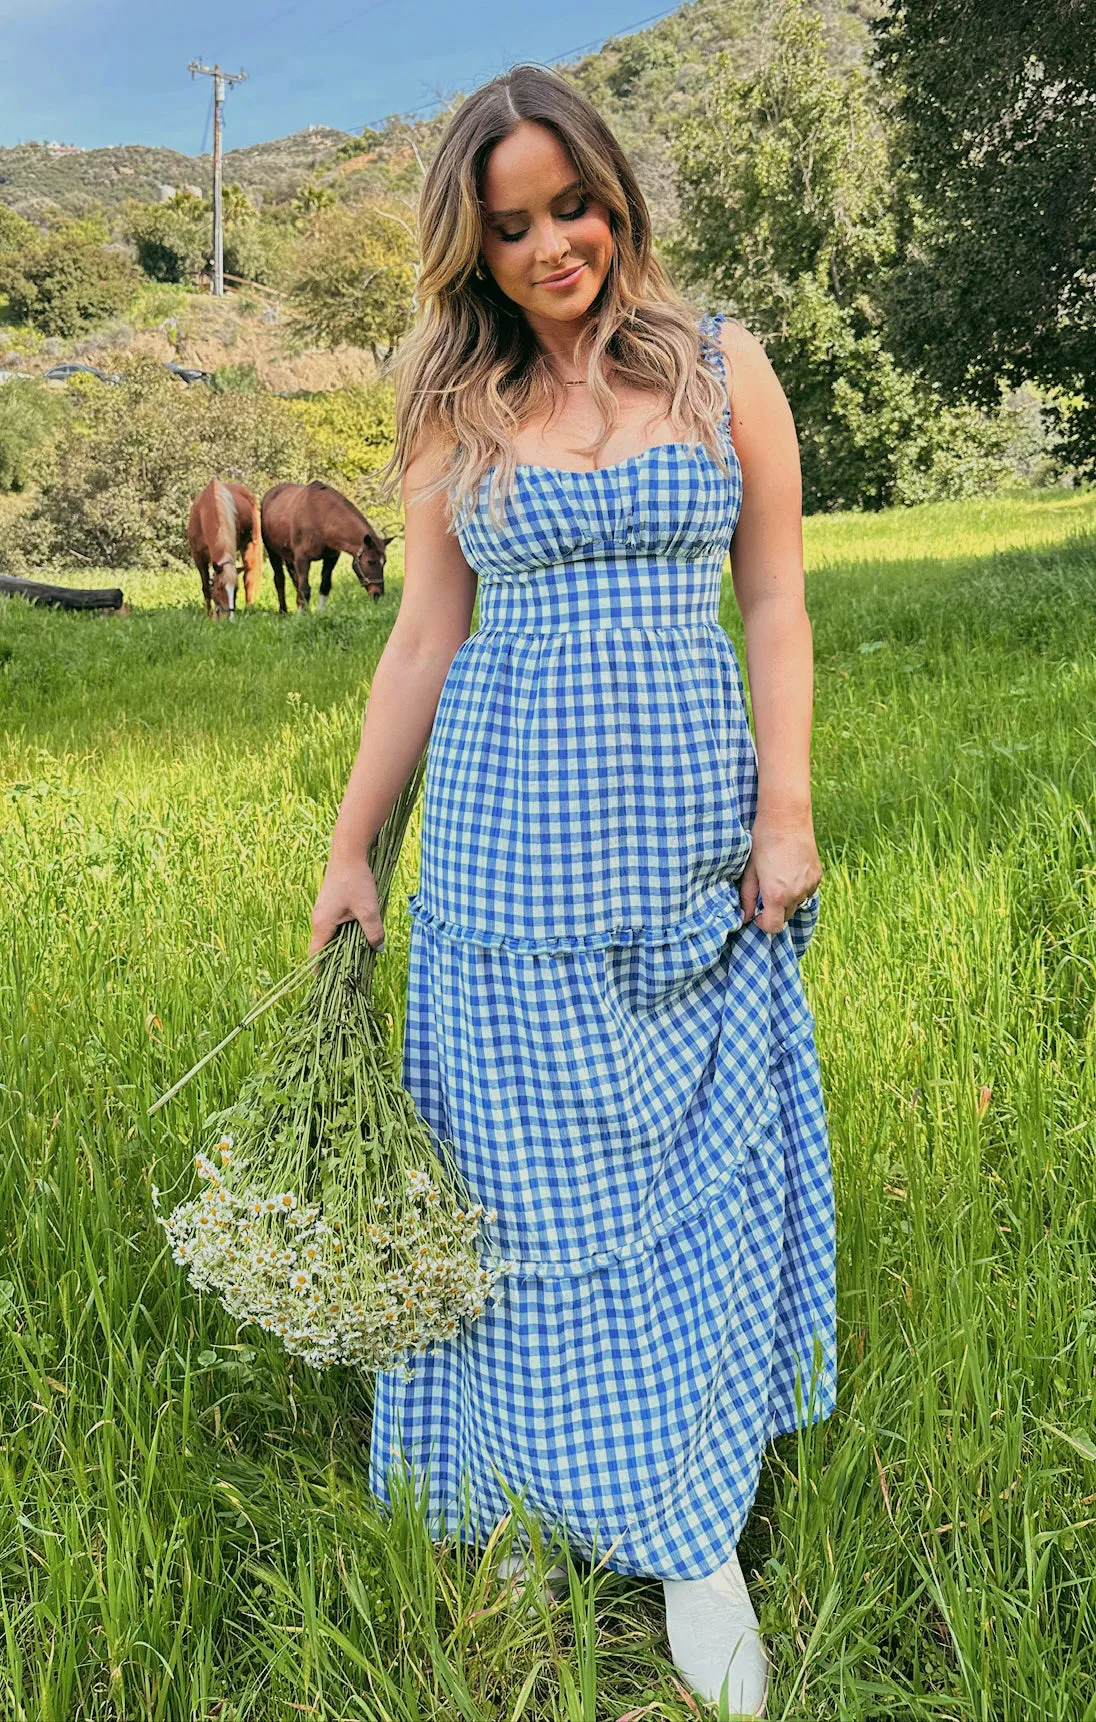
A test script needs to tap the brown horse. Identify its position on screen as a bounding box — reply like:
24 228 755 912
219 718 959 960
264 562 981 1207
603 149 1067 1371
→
260 480 390 613
187 479 263 619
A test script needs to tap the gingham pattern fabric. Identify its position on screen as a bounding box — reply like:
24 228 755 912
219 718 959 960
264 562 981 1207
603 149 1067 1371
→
369 311 838 1580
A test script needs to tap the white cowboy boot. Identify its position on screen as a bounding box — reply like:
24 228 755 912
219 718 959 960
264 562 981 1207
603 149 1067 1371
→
663 1547 769 1716
496 1549 567 1615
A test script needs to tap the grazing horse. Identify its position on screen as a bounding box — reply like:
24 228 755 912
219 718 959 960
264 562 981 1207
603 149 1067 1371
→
187 479 263 619
260 480 390 613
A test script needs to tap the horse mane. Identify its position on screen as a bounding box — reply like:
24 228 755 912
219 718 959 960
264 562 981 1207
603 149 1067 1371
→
213 479 238 563
309 480 372 534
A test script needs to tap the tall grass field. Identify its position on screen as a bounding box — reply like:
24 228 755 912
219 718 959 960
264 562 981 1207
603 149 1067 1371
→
1 486 1094 1719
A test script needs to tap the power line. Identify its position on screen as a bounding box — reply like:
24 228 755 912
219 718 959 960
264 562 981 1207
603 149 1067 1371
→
211 0 684 159
312 0 395 49
532 3 684 69
198 83 214 158
247 0 397 83
263 0 314 27
348 3 684 134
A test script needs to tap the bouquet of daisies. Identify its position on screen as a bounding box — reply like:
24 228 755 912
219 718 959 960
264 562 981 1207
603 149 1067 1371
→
149 751 514 1380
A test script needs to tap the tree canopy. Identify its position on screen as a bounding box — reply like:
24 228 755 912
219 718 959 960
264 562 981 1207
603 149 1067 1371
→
0 226 134 338
286 204 417 362
672 0 1019 510
872 0 1096 470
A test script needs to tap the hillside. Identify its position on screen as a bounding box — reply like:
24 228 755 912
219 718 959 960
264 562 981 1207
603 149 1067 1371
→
0 280 380 395
0 0 882 231
0 128 351 220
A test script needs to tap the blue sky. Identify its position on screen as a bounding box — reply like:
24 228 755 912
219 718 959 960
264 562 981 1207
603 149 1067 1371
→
1 0 677 154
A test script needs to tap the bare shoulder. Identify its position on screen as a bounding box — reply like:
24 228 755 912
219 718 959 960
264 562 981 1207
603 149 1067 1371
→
715 317 784 406
716 314 766 365
395 425 476 652
712 314 797 461
403 425 458 498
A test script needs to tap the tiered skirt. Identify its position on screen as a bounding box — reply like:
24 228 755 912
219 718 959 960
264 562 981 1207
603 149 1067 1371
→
367 877 837 1580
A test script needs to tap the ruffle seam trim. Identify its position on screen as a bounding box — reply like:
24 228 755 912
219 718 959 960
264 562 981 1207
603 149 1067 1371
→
405 887 748 954
477 1099 780 1281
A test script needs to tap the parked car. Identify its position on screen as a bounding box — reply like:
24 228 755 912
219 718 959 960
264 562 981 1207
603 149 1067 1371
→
165 363 213 385
43 362 121 384
39 361 213 387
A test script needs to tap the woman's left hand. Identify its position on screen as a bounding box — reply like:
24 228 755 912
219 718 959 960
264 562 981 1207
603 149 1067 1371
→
739 809 822 935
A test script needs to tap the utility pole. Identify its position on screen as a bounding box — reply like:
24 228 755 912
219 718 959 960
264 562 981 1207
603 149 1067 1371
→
187 60 247 296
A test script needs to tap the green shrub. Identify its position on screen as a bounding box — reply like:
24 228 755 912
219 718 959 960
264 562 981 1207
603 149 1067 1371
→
766 277 1020 511
286 380 398 528
124 192 208 284
0 229 135 338
126 279 199 332
211 362 265 396
125 188 295 290
0 378 66 492
222 219 291 289
5 353 319 570
334 128 385 162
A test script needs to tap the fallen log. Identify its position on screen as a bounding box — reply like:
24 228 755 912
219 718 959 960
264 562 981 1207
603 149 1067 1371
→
0 574 125 611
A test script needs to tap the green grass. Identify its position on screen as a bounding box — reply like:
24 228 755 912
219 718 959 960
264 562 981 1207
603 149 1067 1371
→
1 489 1094 1718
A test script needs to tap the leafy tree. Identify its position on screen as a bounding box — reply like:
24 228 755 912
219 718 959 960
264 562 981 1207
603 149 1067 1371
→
871 0 1096 473
603 32 680 107
291 181 337 223
124 191 208 283
671 0 1014 510
43 208 112 246
674 0 895 324
219 183 255 225
0 227 134 337
218 182 283 285
286 203 417 361
125 185 285 288
0 203 35 262
222 220 283 289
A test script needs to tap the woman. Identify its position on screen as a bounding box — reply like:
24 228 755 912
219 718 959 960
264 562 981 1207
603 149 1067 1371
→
311 63 837 1716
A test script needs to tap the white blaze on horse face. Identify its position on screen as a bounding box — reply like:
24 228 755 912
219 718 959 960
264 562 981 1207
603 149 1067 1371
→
215 563 239 620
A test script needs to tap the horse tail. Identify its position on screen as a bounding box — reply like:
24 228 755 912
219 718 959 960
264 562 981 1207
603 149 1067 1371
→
243 495 263 604
212 479 238 564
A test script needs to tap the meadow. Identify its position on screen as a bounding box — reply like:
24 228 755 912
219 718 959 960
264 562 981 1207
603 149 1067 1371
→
1 484 1094 1719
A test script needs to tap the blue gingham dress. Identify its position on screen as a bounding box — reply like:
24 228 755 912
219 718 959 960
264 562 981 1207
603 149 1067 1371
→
368 311 838 1580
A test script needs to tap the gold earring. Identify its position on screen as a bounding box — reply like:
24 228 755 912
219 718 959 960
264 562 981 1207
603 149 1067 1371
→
473 258 486 280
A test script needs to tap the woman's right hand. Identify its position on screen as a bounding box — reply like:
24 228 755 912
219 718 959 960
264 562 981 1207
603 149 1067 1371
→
310 848 385 958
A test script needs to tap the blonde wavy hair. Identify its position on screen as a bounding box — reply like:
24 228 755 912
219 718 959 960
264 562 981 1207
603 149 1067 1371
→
378 63 731 528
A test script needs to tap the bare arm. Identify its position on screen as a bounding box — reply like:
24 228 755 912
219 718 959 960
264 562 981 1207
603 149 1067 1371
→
720 318 822 934
310 440 477 955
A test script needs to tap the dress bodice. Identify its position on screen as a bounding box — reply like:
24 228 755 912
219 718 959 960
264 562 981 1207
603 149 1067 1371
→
451 311 742 635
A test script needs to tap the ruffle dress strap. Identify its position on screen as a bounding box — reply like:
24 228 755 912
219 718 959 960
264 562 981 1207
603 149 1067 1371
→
697 309 732 431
